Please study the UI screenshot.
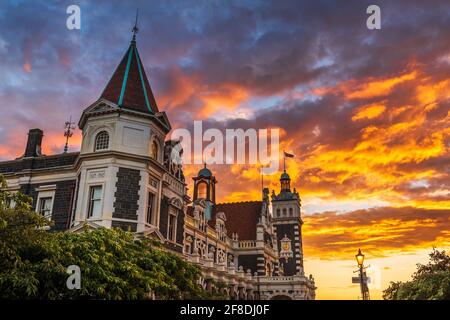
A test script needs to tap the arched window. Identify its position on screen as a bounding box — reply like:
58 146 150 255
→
95 131 109 151
289 208 293 216
197 182 207 199
282 208 287 216
276 209 281 217
150 140 159 160
167 207 178 242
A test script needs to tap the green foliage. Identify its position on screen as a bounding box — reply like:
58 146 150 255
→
383 249 450 300
0 174 210 300
199 280 229 300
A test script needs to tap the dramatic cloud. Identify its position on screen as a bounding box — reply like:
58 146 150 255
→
302 207 450 259
0 0 449 299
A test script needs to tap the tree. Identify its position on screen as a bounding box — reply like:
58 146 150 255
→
0 175 213 299
0 175 52 298
383 249 450 300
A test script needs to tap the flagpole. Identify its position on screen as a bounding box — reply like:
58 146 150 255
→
261 165 264 193
283 151 286 172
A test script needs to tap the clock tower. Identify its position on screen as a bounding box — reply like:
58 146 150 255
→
271 170 304 276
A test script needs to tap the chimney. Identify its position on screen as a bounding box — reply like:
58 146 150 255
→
24 128 43 158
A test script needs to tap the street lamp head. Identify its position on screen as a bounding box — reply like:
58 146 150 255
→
356 248 365 267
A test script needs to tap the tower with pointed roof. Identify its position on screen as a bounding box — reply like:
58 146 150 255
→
271 170 304 276
71 23 185 251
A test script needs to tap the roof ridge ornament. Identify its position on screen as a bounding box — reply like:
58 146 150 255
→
131 9 139 44
63 116 75 153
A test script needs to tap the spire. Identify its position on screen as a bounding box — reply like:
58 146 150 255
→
131 9 139 44
100 13 159 115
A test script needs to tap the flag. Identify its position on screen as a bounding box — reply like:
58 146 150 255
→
284 151 295 158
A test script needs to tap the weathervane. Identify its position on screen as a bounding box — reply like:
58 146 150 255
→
63 116 75 153
131 9 139 42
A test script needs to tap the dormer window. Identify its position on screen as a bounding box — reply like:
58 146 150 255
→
95 131 109 151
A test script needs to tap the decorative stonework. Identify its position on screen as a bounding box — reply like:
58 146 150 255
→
88 170 105 180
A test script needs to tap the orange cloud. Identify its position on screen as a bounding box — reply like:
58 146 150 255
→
158 69 249 119
302 207 450 260
181 66 450 219
352 103 386 121
313 71 418 100
345 71 417 100
199 83 249 117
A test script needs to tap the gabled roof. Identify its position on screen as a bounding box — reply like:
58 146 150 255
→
213 201 262 240
100 39 159 114
69 221 102 233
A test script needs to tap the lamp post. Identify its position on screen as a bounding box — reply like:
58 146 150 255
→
355 248 370 300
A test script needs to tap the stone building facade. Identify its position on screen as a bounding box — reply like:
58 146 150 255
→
0 32 315 300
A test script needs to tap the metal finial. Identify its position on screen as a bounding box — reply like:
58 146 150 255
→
63 116 75 153
132 9 139 42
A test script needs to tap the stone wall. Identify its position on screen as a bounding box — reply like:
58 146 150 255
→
19 180 76 231
113 167 141 220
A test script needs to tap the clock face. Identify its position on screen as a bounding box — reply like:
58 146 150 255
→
282 241 290 251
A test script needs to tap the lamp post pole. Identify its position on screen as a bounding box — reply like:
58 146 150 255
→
355 248 370 300
359 263 365 300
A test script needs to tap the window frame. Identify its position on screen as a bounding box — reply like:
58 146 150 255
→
87 185 103 219
35 186 56 221
94 131 110 152
167 207 178 242
146 192 155 225
38 197 53 219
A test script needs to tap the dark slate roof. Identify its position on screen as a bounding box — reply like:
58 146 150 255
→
0 152 79 174
213 201 262 240
100 40 159 114
187 200 262 241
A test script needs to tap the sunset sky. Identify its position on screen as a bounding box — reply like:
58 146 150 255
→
0 0 449 299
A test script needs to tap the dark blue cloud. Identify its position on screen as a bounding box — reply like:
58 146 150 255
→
0 0 449 159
